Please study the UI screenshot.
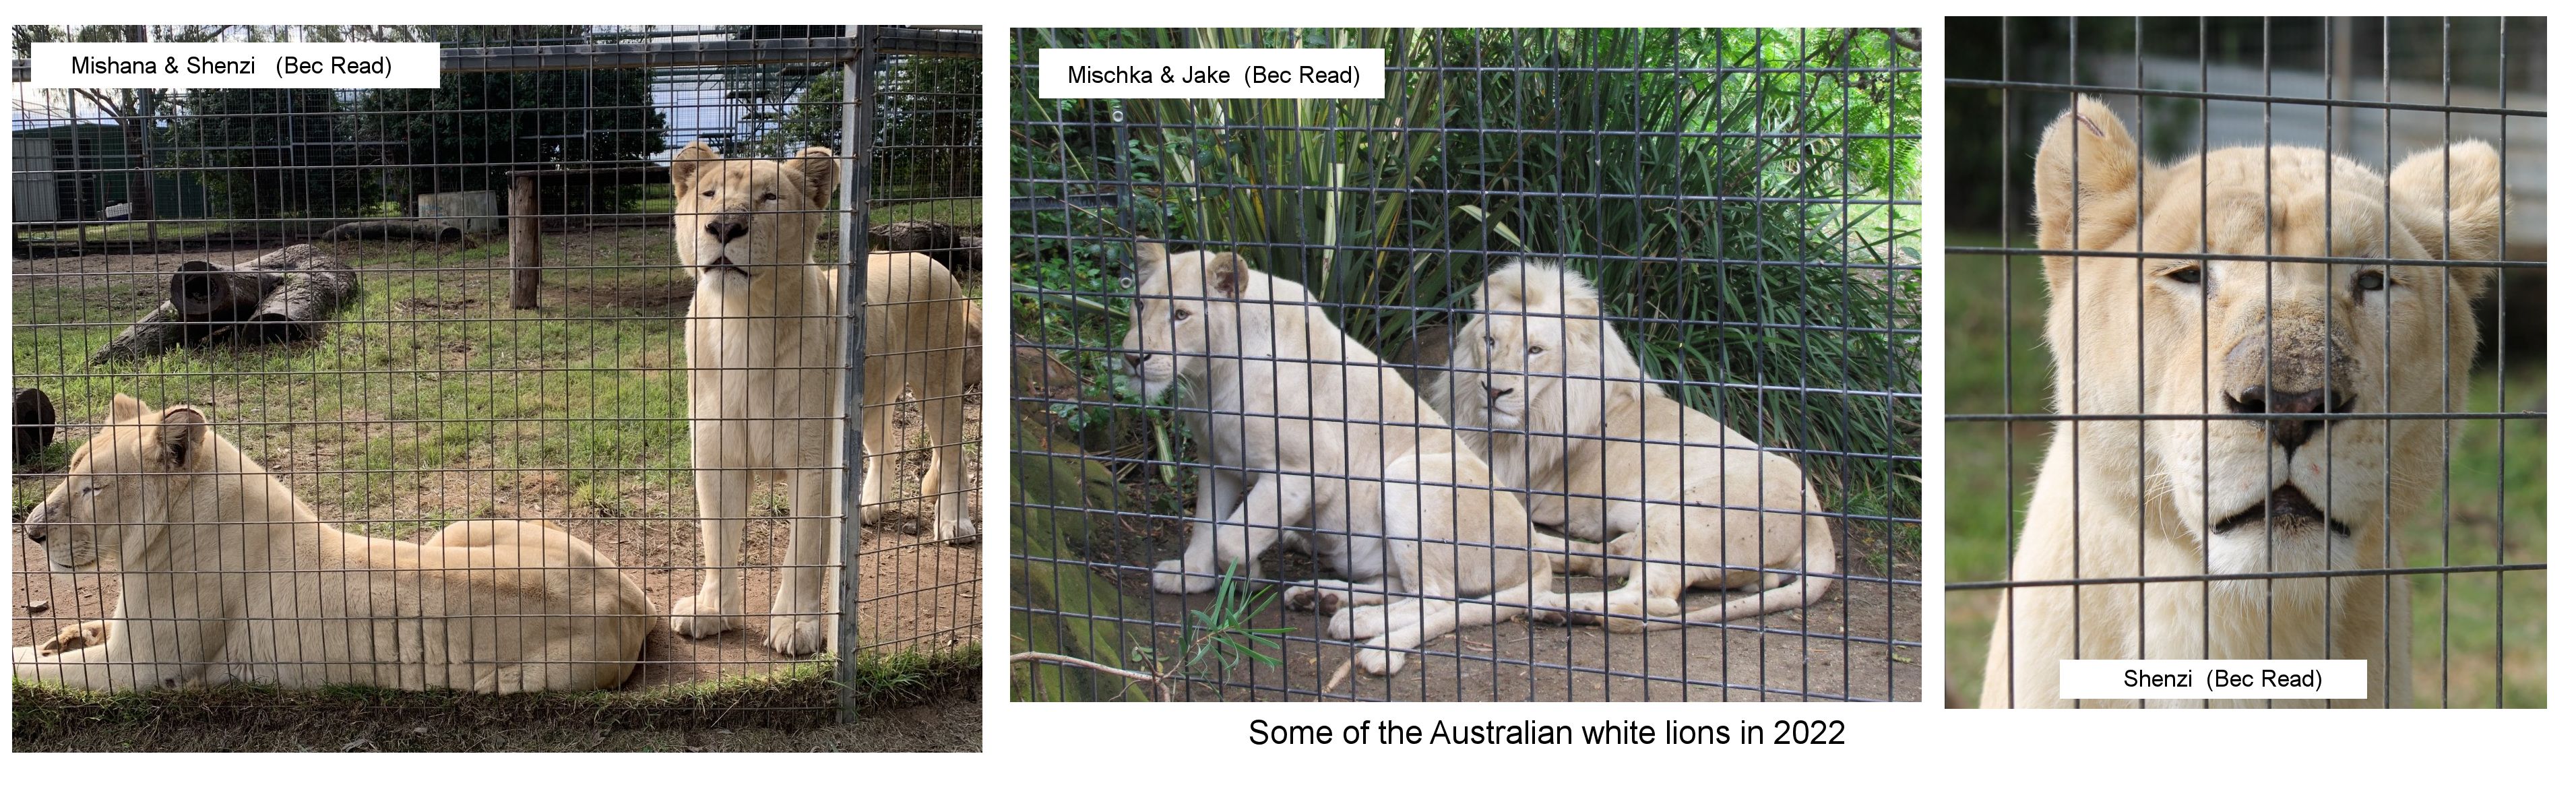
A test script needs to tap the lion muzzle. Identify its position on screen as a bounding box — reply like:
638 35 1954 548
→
2220 319 2358 451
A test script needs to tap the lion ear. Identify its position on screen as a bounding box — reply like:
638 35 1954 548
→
670 141 720 188
1204 253 1248 299
783 146 841 207
2389 140 2505 297
109 393 147 424
2031 96 2144 291
151 406 210 470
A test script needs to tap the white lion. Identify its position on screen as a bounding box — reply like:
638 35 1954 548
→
1979 96 2502 708
666 142 976 657
1428 261 1840 633
14 394 652 693
1119 243 1573 674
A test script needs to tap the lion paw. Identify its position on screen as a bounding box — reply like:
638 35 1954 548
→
1356 647 1408 676
1150 560 1217 594
937 517 978 546
1326 606 1389 640
1602 602 1651 634
1283 587 1343 616
765 615 827 656
669 594 739 639
39 621 108 655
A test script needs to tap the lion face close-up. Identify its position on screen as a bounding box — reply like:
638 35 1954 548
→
1452 261 1621 433
2036 96 2501 588
21 394 215 573
1119 247 1247 402
668 142 841 285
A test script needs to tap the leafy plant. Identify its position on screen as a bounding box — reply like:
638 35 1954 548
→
1013 28 1922 536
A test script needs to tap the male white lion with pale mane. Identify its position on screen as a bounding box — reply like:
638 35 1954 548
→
1981 96 2503 708
1428 261 1840 633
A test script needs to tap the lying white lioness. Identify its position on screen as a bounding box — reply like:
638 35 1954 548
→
14 395 654 692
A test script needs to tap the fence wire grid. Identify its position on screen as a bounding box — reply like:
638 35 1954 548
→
1010 28 1922 702
9 24 982 715
1944 17 2546 708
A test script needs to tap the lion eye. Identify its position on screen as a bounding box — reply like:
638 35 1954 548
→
699 190 715 198
761 192 780 201
2166 266 2203 284
81 484 102 497
1483 336 1497 349
1172 308 1193 321
2358 270 2387 291
1528 345 1545 356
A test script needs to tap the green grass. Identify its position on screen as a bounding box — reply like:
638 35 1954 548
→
15 220 250 244
872 197 980 228
1943 230 2548 708
13 646 980 747
11 230 693 530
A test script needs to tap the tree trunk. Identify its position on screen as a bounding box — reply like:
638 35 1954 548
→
868 220 980 274
245 255 357 344
89 245 356 365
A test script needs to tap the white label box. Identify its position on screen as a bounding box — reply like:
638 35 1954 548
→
1038 48 1385 99
30 42 441 88
2059 660 2370 700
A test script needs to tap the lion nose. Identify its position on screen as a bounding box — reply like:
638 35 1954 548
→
705 218 749 242
2226 385 2356 450
1483 381 1512 402
24 525 46 544
1123 352 1147 367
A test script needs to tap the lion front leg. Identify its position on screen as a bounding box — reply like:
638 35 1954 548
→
674 465 753 639
40 620 111 655
1152 468 1249 594
763 466 833 657
14 619 208 691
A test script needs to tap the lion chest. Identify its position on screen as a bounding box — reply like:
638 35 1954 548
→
685 286 842 467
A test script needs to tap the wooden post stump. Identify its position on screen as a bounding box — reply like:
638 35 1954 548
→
510 172 542 309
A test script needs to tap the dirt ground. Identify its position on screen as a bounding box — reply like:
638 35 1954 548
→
1100 534 1922 702
11 237 983 689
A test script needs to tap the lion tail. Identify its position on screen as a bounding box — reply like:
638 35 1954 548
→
1641 512 1840 631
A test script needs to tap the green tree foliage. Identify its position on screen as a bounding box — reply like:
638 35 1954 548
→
352 26 666 215
166 88 373 219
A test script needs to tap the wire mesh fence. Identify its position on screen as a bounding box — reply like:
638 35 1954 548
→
1009 28 1921 702
1943 16 2546 708
9 24 981 716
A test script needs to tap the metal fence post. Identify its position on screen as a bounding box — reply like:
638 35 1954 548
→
834 23 879 724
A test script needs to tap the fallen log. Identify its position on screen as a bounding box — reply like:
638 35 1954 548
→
319 219 463 243
13 387 56 466
89 245 358 365
869 220 980 274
